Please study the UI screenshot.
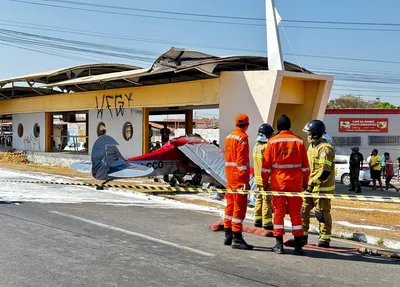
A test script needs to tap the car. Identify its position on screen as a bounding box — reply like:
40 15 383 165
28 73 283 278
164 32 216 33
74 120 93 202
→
334 155 371 186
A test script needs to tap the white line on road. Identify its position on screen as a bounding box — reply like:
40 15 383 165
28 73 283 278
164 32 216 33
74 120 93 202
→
50 211 214 257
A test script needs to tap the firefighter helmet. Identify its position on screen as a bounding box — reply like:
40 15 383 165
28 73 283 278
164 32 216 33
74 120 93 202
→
258 123 275 138
303 120 326 140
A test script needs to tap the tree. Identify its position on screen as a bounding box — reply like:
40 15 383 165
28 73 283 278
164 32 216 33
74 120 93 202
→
327 94 397 109
375 102 397 109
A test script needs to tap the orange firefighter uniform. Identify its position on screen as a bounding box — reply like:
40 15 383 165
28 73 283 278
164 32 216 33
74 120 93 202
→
263 131 310 237
224 116 251 233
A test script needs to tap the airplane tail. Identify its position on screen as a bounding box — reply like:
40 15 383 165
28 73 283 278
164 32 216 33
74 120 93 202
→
91 135 153 180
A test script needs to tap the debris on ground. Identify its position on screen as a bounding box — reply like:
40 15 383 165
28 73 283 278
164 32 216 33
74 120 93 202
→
0 151 29 164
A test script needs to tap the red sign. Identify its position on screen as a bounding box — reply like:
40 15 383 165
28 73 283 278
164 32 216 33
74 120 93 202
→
339 118 388 133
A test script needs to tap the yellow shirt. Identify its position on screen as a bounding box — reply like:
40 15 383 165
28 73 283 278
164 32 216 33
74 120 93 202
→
370 155 382 170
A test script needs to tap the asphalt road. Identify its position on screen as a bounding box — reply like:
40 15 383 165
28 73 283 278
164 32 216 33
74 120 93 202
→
0 170 399 287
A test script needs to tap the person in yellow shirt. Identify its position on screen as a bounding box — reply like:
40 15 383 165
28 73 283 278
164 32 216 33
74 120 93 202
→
369 149 383 190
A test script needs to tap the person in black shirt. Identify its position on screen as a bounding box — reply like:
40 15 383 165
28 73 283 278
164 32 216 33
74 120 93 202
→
160 123 171 146
349 147 364 193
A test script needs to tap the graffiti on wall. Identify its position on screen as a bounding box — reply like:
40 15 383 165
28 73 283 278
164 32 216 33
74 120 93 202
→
95 93 134 119
23 134 40 151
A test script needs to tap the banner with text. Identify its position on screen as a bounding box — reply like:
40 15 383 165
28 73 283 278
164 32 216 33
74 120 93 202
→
339 118 388 133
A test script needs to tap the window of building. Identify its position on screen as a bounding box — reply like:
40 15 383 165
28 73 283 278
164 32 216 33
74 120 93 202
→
368 136 400 146
97 122 106 136
17 123 24 138
33 123 40 138
332 136 361 146
123 122 133 141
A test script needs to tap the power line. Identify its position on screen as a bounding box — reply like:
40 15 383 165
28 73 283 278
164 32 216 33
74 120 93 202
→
40 0 263 21
9 0 263 27
281 25 400 33
282 19 400 27
13 0 400 28
3 19 400 68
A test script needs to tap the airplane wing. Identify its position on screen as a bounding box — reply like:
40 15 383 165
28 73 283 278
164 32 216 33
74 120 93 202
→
70 161 92 173
178 143 256 189
178 143 227 186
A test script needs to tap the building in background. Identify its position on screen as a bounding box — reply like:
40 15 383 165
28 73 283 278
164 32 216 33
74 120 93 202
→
324 109 400 158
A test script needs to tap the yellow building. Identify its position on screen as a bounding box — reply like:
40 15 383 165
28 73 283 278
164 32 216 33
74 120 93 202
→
0 48 333 157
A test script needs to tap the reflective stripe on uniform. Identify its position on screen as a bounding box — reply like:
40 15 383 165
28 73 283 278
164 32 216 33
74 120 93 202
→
261 168 268 173
302 168 310 172
272 164 301 169
274 224 284 229
310 177 321 185
226 162 247 170
269 138 303 144
226 134 242 141
292 225 303 230
313 185 335 192
232 218 243 223
320 234 332 239
315 158 333 166
265 169 272 173
224 215 232 220
253 153 264 159
225 162 237 166
255 175 263 181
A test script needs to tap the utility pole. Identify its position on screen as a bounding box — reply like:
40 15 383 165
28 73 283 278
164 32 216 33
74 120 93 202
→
265 0 284 71
357 95 362 108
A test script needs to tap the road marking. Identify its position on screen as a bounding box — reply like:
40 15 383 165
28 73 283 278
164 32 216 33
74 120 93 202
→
50 211 214 257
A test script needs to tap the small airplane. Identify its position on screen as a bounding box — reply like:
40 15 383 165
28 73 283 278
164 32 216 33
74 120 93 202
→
70 134 230 188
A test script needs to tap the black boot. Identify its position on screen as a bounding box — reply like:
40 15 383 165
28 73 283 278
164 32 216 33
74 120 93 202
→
348 186 355 191
254 220 262 228
224 228 232 246
263 225 274 231
272 235 284 254
356 186 362 193
301 235 308 247
317 240 330 248
232 232 253 250
293 236 304 256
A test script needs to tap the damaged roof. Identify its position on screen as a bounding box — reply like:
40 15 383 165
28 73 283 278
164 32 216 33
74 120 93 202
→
0 47 313 99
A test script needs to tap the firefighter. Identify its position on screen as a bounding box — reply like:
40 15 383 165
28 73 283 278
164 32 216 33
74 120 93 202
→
302 119 335 248
223 114 253 250
253 123 275 230
263 114 310 255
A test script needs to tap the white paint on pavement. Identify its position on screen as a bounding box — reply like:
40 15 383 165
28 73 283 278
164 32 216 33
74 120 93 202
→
336 221 391 231
51 211 214 257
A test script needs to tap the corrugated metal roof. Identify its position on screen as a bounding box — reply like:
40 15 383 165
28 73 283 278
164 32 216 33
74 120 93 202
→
0 63 141 87
0 47 313 98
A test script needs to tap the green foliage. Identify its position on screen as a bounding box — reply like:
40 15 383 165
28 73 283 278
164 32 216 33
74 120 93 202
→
375 102 396 109
327 94 397 109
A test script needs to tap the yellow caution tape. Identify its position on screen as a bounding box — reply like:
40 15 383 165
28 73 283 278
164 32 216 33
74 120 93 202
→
0 179 399 203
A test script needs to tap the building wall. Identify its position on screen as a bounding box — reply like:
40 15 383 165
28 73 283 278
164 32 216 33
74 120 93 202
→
13 113 45 152
323 110 400 157
218 71 333 154
88 108 143 158
219 71 280 152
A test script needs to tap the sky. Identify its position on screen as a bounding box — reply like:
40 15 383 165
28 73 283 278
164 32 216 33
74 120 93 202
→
1 0 400 120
